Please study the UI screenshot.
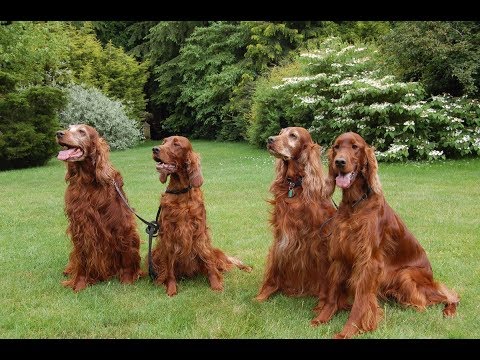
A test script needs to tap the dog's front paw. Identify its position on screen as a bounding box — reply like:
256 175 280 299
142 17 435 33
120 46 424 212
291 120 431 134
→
210 283 223 292
63 276 88 292
63 262 74 276
166 281 177 297
208 273 223 292
333 324 359 339
119 270 135 284
254 294 268 302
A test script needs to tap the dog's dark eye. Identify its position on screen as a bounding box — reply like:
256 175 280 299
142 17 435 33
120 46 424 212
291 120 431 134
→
289 133 297 139
334 144 340 150
352 144 358 149
78 129 86 136
173 142 180 147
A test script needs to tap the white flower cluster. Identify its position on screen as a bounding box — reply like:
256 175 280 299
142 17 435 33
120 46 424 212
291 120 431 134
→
456 135 471 144
331 63 343 68
355 87 369 93
473 137 480 148
346 57 370 66
403 121 415 126
428 150 444 157
336 102 359 111
420 107 435 118
432 95 449 102
333 117 355 125
450 117 464 123
384 144 408 154
299 95 323 104
300 52 324 59
402 104 422 111
272 73 327 89
334 78 354 86
337 45 356 55
370 102 391 110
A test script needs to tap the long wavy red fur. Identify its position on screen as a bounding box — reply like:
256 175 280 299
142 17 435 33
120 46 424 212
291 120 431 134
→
58 125 142 292
150 136 251 296
311 132 459 338
256 127 336 302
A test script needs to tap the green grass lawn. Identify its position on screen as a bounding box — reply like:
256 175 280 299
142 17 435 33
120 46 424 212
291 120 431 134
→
0 140 479 339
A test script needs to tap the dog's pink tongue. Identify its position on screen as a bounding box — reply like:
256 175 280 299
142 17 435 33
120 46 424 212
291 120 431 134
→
336 173 352 189
57 148 80 161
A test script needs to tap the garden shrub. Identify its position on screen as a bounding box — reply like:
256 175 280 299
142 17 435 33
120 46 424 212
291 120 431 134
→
0 73 67 170
59 84 142 150
66 23 149 123
248 37 480 161
380 21 480 97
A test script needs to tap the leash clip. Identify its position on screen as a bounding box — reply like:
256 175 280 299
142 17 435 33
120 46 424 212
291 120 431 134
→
145 221 159 237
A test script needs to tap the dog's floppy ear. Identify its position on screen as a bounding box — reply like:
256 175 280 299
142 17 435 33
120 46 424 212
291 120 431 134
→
186 150 203 188
325 147 336 197
273 158 287 186
94 136 115 185
65 162 77 182
299 143 327 200
363 145 382 194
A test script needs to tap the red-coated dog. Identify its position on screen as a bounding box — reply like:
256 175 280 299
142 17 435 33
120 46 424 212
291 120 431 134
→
256 127 336 302
150 135 251 296
56 124 143 292
311 132 459 338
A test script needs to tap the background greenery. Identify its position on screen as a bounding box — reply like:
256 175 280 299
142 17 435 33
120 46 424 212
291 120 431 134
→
2 21 479 169
0 140 478 338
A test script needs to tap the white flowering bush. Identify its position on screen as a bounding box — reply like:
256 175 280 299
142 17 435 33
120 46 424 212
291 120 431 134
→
59 84 142 150
249 37 480 161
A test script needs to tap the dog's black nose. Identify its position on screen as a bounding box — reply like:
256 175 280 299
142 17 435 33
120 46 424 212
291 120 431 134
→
267 136 275 144
335 158 346 168
152 146 160 154
56 131 64 138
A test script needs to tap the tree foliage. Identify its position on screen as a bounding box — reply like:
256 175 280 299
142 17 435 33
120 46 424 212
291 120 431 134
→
0 21 71 87
0 21 149 123
66 22 149 122
249 37 480 161
152 21 308 140
2 21 480 165
381 21 480 97
0 71 67 170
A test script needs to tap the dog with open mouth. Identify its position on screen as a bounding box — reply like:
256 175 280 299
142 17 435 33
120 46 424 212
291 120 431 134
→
56 124 143 292
311 131 459 338
150 136 251 296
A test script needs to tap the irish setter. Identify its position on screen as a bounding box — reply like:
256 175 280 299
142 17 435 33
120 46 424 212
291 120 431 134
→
311 131 459 338
256 127 336 302
56 124 143 292
150 136 251 296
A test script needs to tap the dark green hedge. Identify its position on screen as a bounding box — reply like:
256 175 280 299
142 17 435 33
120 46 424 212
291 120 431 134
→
0 72 67 170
